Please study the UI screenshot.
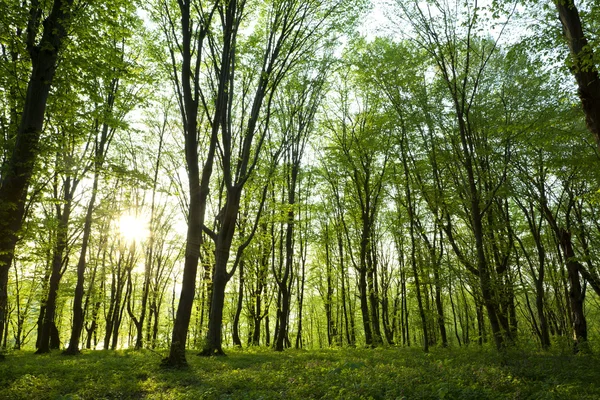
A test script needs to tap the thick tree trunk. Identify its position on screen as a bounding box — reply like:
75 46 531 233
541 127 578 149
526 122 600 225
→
201 266 228 356
558 229 588 352
555 0 600 150
200 189 241 356
0 0 73 348
166 244 201 363
251 295 262 346
274 283 291 352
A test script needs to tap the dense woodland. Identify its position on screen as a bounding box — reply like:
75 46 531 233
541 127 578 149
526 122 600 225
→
0 0 600 370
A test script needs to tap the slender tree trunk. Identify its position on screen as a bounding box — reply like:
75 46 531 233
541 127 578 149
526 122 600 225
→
433 267 447 348
367 246 382 346
448 278 462 346
232 260 244 347
401 134 428 352
476 302 485 346
338 232 352 346
401 267 409 347
324 227 335 346
275 160 299 352
36 177 74 354
202 267 228 355
295 238 306 349
65 172 99 354
459 113 505 350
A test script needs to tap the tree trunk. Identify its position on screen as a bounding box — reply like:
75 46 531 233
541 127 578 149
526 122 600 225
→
162 0 216 368
0 0 73 349
324 228 335 346
36 177 73 354
295 239 306 349
542 199 589 352
65 173 99 354
358 270 372 346
201 268 228 356
367 249 382 346
338 233 352 346
558 229 588 352
232 260 244 347
555 0 600 150
401 134 429 352
200 188 241 356
433 267 448 347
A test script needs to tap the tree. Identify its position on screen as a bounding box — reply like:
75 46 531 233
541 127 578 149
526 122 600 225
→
155 0 217 367
555 0 600 150
0 0 74 352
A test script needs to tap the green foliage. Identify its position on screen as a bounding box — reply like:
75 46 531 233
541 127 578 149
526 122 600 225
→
1 347 600 399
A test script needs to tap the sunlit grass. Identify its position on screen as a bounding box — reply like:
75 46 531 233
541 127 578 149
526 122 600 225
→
1 346 599 399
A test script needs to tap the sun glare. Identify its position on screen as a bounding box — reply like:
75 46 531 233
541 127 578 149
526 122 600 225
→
118 214 149 243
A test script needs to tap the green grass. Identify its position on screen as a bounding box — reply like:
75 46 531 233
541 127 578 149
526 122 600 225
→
1 346 599 399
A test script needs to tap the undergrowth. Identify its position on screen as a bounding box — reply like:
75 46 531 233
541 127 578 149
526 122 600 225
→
1 346 599 399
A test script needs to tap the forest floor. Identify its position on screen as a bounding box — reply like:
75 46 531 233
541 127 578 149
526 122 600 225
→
1 345 599 399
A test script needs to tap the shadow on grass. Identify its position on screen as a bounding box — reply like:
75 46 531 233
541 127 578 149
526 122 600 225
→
0 347 599 399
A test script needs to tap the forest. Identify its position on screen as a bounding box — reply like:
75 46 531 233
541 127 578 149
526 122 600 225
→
1 0 600 398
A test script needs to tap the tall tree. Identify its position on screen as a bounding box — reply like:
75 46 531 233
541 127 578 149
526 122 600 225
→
0 0 74 351
156 0 217 367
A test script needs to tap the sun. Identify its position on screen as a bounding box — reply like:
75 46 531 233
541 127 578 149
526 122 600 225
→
118 214 149 243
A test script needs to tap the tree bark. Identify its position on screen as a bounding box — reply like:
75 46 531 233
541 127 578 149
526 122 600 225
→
555 0 600 150
231 260 244 347
200 188 242 356
0 0 73 348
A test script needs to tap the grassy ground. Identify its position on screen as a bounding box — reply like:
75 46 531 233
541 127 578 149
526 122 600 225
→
1 346 599 399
